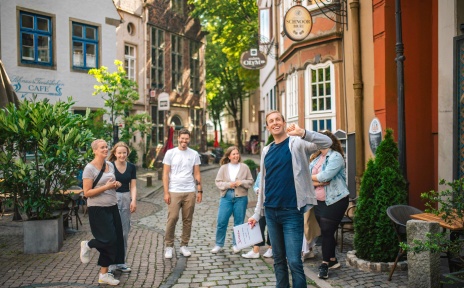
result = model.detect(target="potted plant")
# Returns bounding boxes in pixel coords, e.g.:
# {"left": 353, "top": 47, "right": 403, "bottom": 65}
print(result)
{"left": 0, "top": 97, "right": 93, "bottom": 253}
{"left": 401, "top": 178, "right": 464, "bottom": 286}
{"left": 353, "top": 129, "right": 408, "bottom": 263}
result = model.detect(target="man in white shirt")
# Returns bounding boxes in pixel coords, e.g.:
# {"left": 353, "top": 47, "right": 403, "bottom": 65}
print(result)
{"left": 162, "top": 129, "right": 203, "bottom": 258}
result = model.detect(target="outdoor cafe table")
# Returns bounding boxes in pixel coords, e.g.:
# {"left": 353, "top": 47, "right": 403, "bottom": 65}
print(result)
{"left": 411, "top": 212, "right": 464, "bottom": 271}
{"left": 410, "top": 213, "right": 464, "bottom": 231}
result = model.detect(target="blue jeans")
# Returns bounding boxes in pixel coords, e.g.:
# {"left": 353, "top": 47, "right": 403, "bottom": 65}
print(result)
{"left": 265, "top": 207, "right": 306, "bottom": 288}
{"left": 215, "top": 189, "right": 248, "bottom": 247}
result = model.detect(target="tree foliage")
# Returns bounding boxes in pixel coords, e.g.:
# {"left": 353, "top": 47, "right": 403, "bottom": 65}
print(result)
{"left": 354, "top": 129, "right": 407, "bottom": 262}
{"left": 89, "top": 60, "right": 151, "bottom": 154}
{"left": 189, "top": 0, "right": 259, "bottom": 151}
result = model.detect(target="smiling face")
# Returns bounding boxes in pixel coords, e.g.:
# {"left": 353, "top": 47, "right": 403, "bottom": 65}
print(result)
{"left": 93, "top": 140, "right": 108, "bottom": 159}
{"left": 266, "top": 111, "right": 286, "bottom": 137}
{"left": 228, "top": 149, "right": 241, "bottom": 164}
{"left": 178, "top": 133, "right": 191, "bottom": 150}
{"left": 115, "top": 146, "right": 129, "bottom": 162}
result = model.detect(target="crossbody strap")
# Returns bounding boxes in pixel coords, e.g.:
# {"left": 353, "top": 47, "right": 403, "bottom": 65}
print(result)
{"left": 92, "top": 161, "right": 106, "bottom": 189}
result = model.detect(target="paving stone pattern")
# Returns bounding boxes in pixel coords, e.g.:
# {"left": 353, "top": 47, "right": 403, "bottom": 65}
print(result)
{"left": 0, "top": 154, "right": 411, "bottom": 287}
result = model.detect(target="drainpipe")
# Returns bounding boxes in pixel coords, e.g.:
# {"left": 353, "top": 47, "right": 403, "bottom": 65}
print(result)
{"left": 395, "top": 0, "right": 407, "bottom": 183}
{"left": 274, "top": 0, "right": 280, "bottom": 110}
{"left": 350, "top": 0, "right": 365, "bottom": 190}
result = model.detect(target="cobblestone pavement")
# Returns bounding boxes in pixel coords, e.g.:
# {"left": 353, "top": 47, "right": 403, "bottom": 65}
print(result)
{"left": 0, "top": 153, "right": 411, "bottom": 287}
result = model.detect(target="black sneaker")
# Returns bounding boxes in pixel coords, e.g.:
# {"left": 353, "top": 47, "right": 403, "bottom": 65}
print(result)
{"left": 328, "top": 259, "right": 340, "bottom": 269}
{"left": 318, "top": 263, "right": 329, "bottom": 279}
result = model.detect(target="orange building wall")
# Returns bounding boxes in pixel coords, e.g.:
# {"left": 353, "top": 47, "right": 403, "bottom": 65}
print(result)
{"left": 372, "top": 0, "right": 438, "bottom": 210}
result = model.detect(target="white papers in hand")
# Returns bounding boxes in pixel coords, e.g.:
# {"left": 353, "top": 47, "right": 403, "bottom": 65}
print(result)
{"left": 233, "top": 223, "right": 263, "bottom": 250}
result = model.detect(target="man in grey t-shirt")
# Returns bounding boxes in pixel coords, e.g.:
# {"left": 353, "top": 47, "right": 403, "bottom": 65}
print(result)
{"left": 162, "top": 129, "right": 202, "bottom": 259}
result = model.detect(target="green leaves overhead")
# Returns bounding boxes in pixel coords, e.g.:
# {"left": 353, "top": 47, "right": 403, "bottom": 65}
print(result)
{"left": 189, "top": 0, "right": 259, "bottom": 150}
{"left": 89, "top": 60, "right": 152, "bottom": 146}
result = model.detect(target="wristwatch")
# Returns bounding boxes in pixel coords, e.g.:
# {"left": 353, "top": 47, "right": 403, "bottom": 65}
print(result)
{"left": 197, "top": 190, "right": 203, "bottom": 193}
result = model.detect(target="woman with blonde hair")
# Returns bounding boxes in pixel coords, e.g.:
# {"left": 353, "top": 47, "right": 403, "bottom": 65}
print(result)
{"left": 211, "top": 146, "right": 254, "bottom": 254}
{"left": 80, "top": 139, "right": 124, "bottom": 286}
{"left": 108, "top": 142, "right": 137, "bottom": 274}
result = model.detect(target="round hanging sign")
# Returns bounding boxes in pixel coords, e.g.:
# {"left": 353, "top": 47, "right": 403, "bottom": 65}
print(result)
{"left": 283, "top": 5, "right": 313, "bottom": 42}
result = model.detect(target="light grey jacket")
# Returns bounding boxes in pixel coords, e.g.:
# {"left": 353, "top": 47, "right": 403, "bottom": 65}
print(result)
{"left": 251, "top": 130, "right": 332, "bottom": 221}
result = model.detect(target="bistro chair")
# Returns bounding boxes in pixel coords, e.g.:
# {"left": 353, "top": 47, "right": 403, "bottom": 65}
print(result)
{"left": 67, "top": 186, "right": 83, "bottom": 230}
{"left": 386, "top": 204, "right": 423, "bottom": 281}
{"left": 336, "top": 197, "right": 357, "bottom": 252}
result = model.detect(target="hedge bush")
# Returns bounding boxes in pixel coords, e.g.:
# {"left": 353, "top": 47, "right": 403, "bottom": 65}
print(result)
{"left": 354, "top": 128, "right": 407, "bottom": 262}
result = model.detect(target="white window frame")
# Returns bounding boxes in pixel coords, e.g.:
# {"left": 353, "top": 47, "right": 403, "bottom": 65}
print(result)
{"left": 286, "top": 71, "right": 298, "bottom": 122}
{"left": 304, "top": 61, "right": 336, "bottom": 131}
{"left": 124, "top": 44, "right": 136, "bottom": 81}
{"left": 259, "top": 8, "right": 271, "bottom": 44}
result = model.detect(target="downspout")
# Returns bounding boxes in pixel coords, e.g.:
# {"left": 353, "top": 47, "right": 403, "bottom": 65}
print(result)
{"left": 350, "top": 0, "right": 365, "bottom": 190}
{"left": 395, "top": 0, "right": 407, "bottom": 183}
{"left": 274, "top": 0, "right": 280, "bottom": 111}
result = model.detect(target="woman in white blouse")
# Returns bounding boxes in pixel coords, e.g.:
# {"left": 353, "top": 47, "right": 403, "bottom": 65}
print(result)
{"left": 211, "top": 146, "right": 254, "bottom": 254}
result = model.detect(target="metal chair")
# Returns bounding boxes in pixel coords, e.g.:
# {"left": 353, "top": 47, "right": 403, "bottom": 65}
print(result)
{"left": 386, "top": 204, "right": 423, "bottom": 281}
{"left": 337, "top": 197, "right": 357, "bottom": 252}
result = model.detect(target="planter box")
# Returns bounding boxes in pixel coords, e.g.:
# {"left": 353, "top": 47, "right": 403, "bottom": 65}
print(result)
{"left": 23, "top": 215, "right": 63, "bottom": 254}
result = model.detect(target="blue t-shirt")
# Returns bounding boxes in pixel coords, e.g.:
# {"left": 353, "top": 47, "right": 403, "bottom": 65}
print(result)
{"left": 263, "top": 137, "right": 297, "bottom": 208}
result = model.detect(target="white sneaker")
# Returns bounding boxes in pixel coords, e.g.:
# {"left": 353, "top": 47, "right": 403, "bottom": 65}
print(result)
{"left": 211, "top": 245, "right": 223, "bottom": 253}
{"left": 80, "top": 241, "right": 91, "bottom": 264}
{"left": 302, "top": 250, "right": 315, "bottom": 261}
{"left": 263, "top": 248, "right": 273, "bottom": 258}
{"left": 98, "top": 273, "right": 120, "bottom": 286}
{"left": 164, "top": 247, "right": 173, "bottom": 259}
{"left": 180, "top": 246, "right": 191, "bottom": 257}
{"left": 241, "top": 249, "right": 260, "bottom": 259}
{"left": 232, "top": 245, "right": 241, "bottom": 254}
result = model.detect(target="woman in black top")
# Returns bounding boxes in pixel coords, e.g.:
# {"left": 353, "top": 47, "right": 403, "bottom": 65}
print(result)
{"left": 108, "top": 142, "right": 137, "bottom": 273}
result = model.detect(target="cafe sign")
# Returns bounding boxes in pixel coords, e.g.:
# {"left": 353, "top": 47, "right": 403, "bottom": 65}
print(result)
{"left": 11, "top": 75, "right": 64, "bottom": 98}
{"left": 240, "top": 49, "right": 267, "bottom": 70}
{"left": 283, "top": 5, "right": 313, "bottom": 42}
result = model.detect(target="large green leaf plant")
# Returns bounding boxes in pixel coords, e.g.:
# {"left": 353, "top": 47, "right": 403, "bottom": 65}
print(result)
{"left": 0, "top": 97, "right": 93, "bottom": 220}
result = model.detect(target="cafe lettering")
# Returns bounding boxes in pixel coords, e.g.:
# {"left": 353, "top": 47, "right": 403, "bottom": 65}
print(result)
{"left": 11, "top": 75, "right": 64, "bottom": 97}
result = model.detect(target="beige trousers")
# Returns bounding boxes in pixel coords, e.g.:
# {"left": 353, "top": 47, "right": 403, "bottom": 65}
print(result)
{"left": 165, "top": 192, "right": 196, "bottom": 247}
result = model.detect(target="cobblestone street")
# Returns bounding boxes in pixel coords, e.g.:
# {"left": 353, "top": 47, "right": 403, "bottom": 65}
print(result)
{"left": 0, "top": 154, "right": 409, "bottom": 287}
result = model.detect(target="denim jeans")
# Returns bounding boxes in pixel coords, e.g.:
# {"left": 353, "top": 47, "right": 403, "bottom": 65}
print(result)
{"left": 265, "top": 207, "right": 306, "bottom": 288}
{"left": 215, "top": 189, "right": 248, "bottom": 247}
